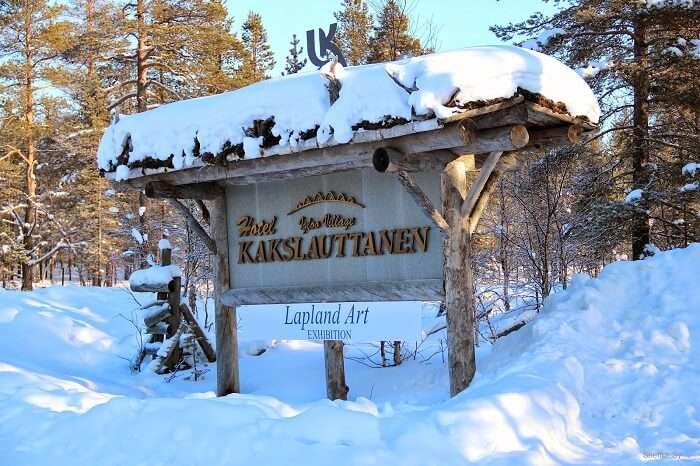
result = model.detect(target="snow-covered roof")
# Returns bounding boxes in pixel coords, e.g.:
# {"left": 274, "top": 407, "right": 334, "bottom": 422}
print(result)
{"left": 98, "top": 45, "right": 600, "bottom": 181}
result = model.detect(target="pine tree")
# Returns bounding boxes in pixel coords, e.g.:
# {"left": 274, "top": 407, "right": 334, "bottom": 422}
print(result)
{"left": 283, "top": 34, "right": 307, "bottom": 75}
{"left": 240, "top": 11, "right": 275, "bottom": 83}
{"left": 0, "top": 0, "right": 76, "bottom": 290}
{"left": 368, "top": 0, "right": 424, "bottom": 63}
{"left": 334, "top": 0, "right": 372, "bottom": 65}
{"left": 492, "top": 1, "right": 700, "bottom": 259}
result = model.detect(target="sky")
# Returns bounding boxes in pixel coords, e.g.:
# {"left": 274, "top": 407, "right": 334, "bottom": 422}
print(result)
{"left": 224, "top": 0, "right": 555, "bottom": 74}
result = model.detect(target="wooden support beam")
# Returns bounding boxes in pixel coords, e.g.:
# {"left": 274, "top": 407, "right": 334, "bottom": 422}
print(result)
{"left": 324, "top": 340, "right": 348, "bottom": 400}
{"left": 114, "top": 122, "right": 533, "bottom": 189}
{"left": 467, "top": 102, "right": 529, "bottom": 130}
{"left": 461, "top": 152, "right": 503, "bottom": 218}
{"left": 468, "top": 153, "right": 521, "bottom": 235}
{"left": 145, "top": 181, "right": 224, "bottom": 200}
{"left": 210, "top": 193, "right": 240, "bottom": 396}
{"left": 222, "top": 279, "right": 444, "bottom": 306}
{"left": 372, "top": 147, "right": 457, "bottom": 173}
{"left": 442, "top": 158, "right": 476, "bottom": 397}
{"left": 451, "top": 125, "right": 528, "bottom": 156}
{"left": 168, "top": 199, "right": 217, "bottom": 254}
{"left": 396, "top": 170, "right": 449, "bottom": 234}
{"left": 180, "top": 303, "right": 216, "bottom": 363}
{"left": 527, "top": 125, "right": 583, "bottom": 151}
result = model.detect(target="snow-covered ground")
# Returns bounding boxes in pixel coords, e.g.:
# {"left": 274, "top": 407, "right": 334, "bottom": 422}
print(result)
{"left": 1, "top": 245, "right": 699, "bottom": 465}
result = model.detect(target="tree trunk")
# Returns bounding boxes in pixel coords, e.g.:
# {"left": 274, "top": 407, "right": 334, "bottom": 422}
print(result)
{"left": 21, "top": 13, "right": 36, "bottom": 291}
{"left": 631, "top": 16, "right": 651, "bottom": 259}
{"left": 136, "top": 0, "right": 148, "bottom": 113}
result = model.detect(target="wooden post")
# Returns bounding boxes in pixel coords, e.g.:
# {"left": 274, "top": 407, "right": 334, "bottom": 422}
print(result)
{"left": 324, "top": 340, "right": 348, "bottom": 400}
{"left": 160, "top": 245, "right": 181, "bottom": 366}
{"left": 441, "top": 156, "right": 477, "bottom": 397}
{"left": 211, "top": 192, "right": 240, "bottom": 396}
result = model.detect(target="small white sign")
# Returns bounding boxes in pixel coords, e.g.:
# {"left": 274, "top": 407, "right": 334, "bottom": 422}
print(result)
{"left": 238, "top": 301, "right": 423, "bottom": 342}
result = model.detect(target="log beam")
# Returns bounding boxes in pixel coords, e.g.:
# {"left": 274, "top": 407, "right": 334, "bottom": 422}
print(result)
{"left": 130, "top": 282, "right": 175, "bottom": 293}
{"left": 180, "top": 304, "right": 216, "bottom": 363}
{"left": 527, "top": 125, "right": 583, "bottom": 151}
{"left": 372, "top": 147, "right": 457, "bottom": 173}
{"left": 114, "top": 122, "right": 531, "bottom": 189}
{"left": 168, "top": 199, "right": 217, "bottom": 254}
{"left": 145, "top": 181, "right": 224, "bottom": 200}
{"left": 451, "top": 125, "right": 528, "bottom": 157}
{"left": 468, "top": 153, "right": 521, "bottom": 235}
{"left": 396, "top": 170, "right": 449, "bottom": 234}
{"left": 442, "top": 158, "right": 476, "bottom": 397}
{"left": 461, "top": 152, "right": 503, "bottom": 218}
{"left": 210, "top": 193, "right": 240, "bottom": 396}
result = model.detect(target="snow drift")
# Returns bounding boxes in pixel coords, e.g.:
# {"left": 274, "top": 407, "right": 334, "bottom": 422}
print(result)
{"left": 1, "top": 245, "right": 699, "bottom": 465}
{"left": 97, "top": 45, "right": 600, "bottom": 177}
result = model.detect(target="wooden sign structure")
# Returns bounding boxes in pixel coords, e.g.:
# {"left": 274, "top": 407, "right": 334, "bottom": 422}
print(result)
{"left": 109, "top": 95, "right": 595, "bottom": 400}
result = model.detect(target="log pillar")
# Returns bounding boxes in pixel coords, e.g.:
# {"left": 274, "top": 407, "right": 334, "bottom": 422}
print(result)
{"left": 324, "top": 340, "right": 348, "bottom": 400}
{"left": 211, "top": 192, "right": 240, "bottom": 396}
{"left": 441, "top": 156, "right": 477, "bottom": 397}
{"left": 160, "top": 246, "right": 181, "bottom": 338}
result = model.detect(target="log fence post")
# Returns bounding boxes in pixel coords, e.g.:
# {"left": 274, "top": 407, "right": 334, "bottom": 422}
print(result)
{"left": 211, "top": 192, "right": 240, "bottom": 396}
{"left": 441, "top": 156, "right": 477, "bottom": 396}
{"left": 324, "top": 340, "right": 348, "bottom": 400}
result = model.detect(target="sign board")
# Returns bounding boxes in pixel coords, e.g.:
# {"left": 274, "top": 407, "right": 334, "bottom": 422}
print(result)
{"left": 238, "top": 301, "right": 423, "bottom": 341}
{"left": 226, "top": 168, "right": 443, "bottom": 290}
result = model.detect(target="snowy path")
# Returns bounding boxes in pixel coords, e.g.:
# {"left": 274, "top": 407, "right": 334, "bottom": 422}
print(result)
{"left": 1, "top": 245, "right": 699, "bottom": 465}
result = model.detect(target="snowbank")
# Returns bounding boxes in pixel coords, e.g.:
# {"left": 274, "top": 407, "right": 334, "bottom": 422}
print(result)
{"left": 2, "top": 245, "right": 699, "bottom": 465}
{"left": 97, "top": 46, "right": 600, "bottom": 177}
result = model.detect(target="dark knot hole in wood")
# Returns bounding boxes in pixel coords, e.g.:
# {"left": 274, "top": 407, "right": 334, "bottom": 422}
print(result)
{"left": 372, "top": 147, "right": 391, "bottom": 172}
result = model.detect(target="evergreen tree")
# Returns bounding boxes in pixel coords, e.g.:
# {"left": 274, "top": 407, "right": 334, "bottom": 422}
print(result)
{"left": 283, "top": 34, "right": 307, "bottom": 75}
{"left": 492, "top": 1, "right": 700, "bottom": 259}
{"left": 368, "top": 0, "right": 424, "bottom": 63}
{"left": 0, "top": 0, "right": 76, "bottom": 290}
{"left": 334, "top": 0, "right": 372, "bottom": 65}
{"left": 240, "top": 11, "right": 275, "bottom": 83}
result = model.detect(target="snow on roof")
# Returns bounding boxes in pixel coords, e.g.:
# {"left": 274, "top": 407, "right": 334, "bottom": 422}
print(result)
{"left": 97, "top": 45, "right": 600, "bottom": 180}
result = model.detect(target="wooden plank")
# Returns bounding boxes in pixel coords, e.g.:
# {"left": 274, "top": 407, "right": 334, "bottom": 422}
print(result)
{"left": 324, "top": 340, "right": 348, "bottom": 400}
{"left": 439, "top": 95, "right": 525, "bottom": 124}
{"left": 222, "top": 279, "right": 444, "bottom": 306}
{"left": 210, "top": 193, "right": 240, "bottom": 396}
{"left": 396, "top": 170, "right": 449, "bottom": 234}
{"left": 461, "top": 151, "right": 503, "bottom": 218}
{"left": 525, "top": 102, "right": 596, "bottom": 130}
{"left": 442, "top": 158, "right": 476, "bottom": 397}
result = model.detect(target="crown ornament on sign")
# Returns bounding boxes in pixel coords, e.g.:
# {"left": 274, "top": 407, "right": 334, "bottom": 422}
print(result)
{"left": 288, "top": 191, "right": 365, "bottom": 215}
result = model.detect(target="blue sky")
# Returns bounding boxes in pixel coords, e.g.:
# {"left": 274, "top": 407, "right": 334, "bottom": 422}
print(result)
{"left": 224, "top": 0, "right": 554, "bottom": 74}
